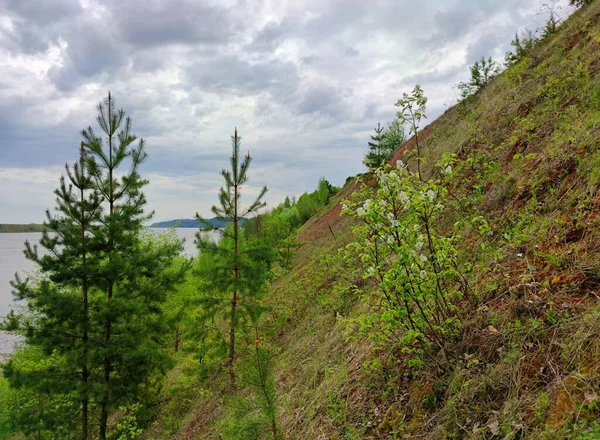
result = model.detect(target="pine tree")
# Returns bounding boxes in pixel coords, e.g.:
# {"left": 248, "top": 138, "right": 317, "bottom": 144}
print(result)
{"left": 221, "top": 331, "right": 282, "bottom": 440}
{"left": 5, "top": 95, "right": 187, "bottom": 439}
{"left": 82, "top": 93, "right": 186, "bottom": 438}
{"left": 8, "top": 141, "right": 103, "bottom": 440}
{"left": 541, "top": 12, "right": 559, "bottom": 39}
{"left": 504, "top": 30, "right": 537, "bottom": 67}
{"left": 363, "top": 123, "right": 386, "bottom": 169}
{"left": 458, "top": 57, "right": 499, "bottom": 98}
{"left": 196, "top": 128, "right": 271, "bottom": 388}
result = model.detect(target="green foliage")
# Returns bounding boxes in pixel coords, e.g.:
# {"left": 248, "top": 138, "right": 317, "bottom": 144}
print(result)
{"left": 363, "top": 121, "right": 406, "bottom": 170}
{"left": 458, "top": 57, "right": 500, "bottom": 98}
{"left": 195, "top": 128, "right": 273, "bottom": 388}
{"left": 544, "top": 60, "right": 590, "bottom": 107}
{"left": 395, "top": 85, "right": 427, "bottom": 179}
{"left": 363, "top": 123, "right": 386, "bottom": 169}
{"left": 342, "top": 162, "right": 471, "bottom": 367}
{"left": 115, "top": 403, "right": 144, "bottom": 440}
{"left": 296, "top": 192, "right": 319, "bottom": 223}
{"left": 1, "top": 347, "right": 80, "bottom": 439}
{"left": 296, "top": 177, "right": 339, "bottom": 222}
{"left": 245, "top": 177, "right": 338, "bottom": 269}
{"left": 505, "top": 30, "right": 538, "bottom": 67}
{"left": 3, "top": 94, "right": 188, "bottom": 440}
{"left": 83, "top": 94, "right": 188, "bottom": 438}
{"left": 220, "top": 338, "right": 282, "bottom": 440}
{"left": 541, "top": 13, "right": 559, "bottom": 40}
{"left": 344, "top": 88, "right": 491, "bottom": 371}
{"left": 383, "top": 120, "right": 406, "bottom": 152}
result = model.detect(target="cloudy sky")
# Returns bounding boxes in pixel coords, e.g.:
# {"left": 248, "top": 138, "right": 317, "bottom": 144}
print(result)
{"left": 0, "top": 0, "right": 572, "bottom": 223}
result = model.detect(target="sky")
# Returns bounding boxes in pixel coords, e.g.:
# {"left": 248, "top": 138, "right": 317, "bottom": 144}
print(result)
{"left": 0, "top": 0, "right": 573, "bottom": 224}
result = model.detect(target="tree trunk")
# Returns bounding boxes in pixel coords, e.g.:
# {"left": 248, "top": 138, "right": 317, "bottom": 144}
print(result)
{"left": 80, "top": 142, "right": 89, "bottom": 440}
{"left": 229, "top": 156, "right": 239, "bottom": 389}
{"left": 99, "top": 93, "right": 114, "bottom": 440}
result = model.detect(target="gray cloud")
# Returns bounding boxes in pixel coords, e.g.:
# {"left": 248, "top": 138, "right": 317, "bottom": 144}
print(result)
{"left": 106, "top": 0, "right": 236, "bottom": 48}
{"left": 246, "top": 21, "right": 290, "bottom": 53}
{"left": 3, "top": 0, "right": 82, "bottom": 26}
{"left": 185, "top": 56, "right": 300, "bottom": 97}
{"left": 48, "top": 19, "right": 127, "bottom": 91}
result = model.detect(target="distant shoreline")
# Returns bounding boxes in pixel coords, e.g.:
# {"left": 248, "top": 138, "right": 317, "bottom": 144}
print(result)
{"left": 0, "top": 220, "right": 243, "bottom": 232}
{"left": 0, "top": 224, "right": 47, "bottom": 233}
{"left": 150, "top": 218, "right": 247, "bottom": 228}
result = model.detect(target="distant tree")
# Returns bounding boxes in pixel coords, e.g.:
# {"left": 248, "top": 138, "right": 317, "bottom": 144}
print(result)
{"left": 296, "top": 192, "right": 318, "bottom": 222}
{"left": 382, "top": 119, "right": 406, "bottom": 154}
{"left": 541, "top": 13, "right": 559, "bottom": 39}
{"left": 504, "top": 30, "right": 538, "bottom": 66}
{"left": 363, "top": 123, "right": 386, "bottom": 169}
{"left": 196, "top": 128, "right": 271, "bottom": 389}
{"left": 316, "top": 177, "right": 336, "bottom": 205}
{"left": 458, "top": 57, "right": 500, "bottom": 98}
{"left": 570, "top": 0, "right": 592, "bottom": 7}
{"left": 364, "top": 120, "right": 406, "bottom": 170}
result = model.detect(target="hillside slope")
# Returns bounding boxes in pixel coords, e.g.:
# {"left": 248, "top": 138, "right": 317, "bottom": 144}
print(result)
{"left": 149, "top": 3, "right": 600, "bottom": 439}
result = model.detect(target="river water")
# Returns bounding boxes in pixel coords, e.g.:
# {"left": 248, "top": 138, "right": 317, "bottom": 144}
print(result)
{"left": 0, "top": 228, "right": 207, "bottom": 358}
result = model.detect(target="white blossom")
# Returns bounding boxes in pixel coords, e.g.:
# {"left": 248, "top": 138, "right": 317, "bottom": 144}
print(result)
{"left": 399, "top": 191, "right": 409, "bottom": 204}
{"left": 443, "top": 165, "right": 453, "bottom": 174}
{"left": 427, "top": 189, "right": 436, "bottom": 202}
{"left": 415, "top": 239, "right": 424, "bottom": 253}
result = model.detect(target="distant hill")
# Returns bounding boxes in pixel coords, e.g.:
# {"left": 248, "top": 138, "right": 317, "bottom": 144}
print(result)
{"left": 150, "top": 218, "right": 247, "bottom": 229}
{"left": 0, "top": 224, "right": 47, "bottom": 233}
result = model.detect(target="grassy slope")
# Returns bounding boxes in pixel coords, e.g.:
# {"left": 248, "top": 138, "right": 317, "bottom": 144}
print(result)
{"left": 148, "top": 3, "right": 600, "bottom": 438}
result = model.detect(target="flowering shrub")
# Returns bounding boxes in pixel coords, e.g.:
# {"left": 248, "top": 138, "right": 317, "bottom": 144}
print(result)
{"left": 342, "top": 161, "right": 471, "bottom": 368}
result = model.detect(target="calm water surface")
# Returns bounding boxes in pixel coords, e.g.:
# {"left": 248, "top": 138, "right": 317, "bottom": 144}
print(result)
{"left": 0, "top": 228, "right": 207, "bottom": 357}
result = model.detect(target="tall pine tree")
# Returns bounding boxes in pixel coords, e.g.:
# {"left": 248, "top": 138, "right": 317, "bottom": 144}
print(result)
{"left": 82, "top": 93, "right": 186, "bottom": 438}
{"left": 9, "top": 141, "right": 103, "bottom": 440}
{"left": 5, "top": 94, "right": 188, "bottom": 439}
{"left": 196, "top": 128, "right": 272, "bottom": 388}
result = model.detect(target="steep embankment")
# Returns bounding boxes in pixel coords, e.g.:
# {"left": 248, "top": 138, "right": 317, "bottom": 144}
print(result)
{"left": 154, "top": 3, "right": 600, "bottom": 438}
